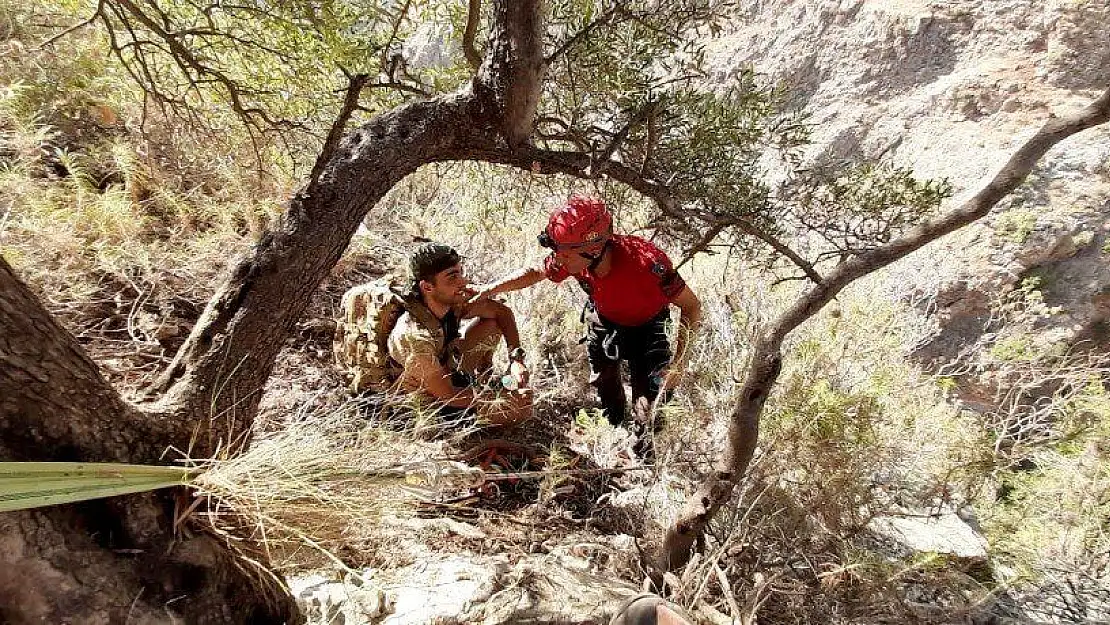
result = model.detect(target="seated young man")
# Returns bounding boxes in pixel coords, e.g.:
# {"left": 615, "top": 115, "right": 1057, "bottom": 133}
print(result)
{"left": 388, "top": 243, "right": 532, "bottom": 426}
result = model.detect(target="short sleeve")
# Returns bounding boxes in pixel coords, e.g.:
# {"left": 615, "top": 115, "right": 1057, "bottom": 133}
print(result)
{"left": 542, "top": 254, "right": 571, "bottom": 283}
{"left": 658, "top": 263, "right": 686, "bottom": 299}
{"left": 639, "top": 240, "right": 686, "bottom": 300}
{"left": 387, "top": 314, "right": 439, "bottom": 366}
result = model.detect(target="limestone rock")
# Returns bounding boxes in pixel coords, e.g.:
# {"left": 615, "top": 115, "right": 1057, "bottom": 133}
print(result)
{"left": 868, "top": 508, "right": 989, "bottom": 562}
{"left": 706, "top": 0, "right": 1110, "bottom": 411}
{"left": 291, "top": 553, "right": 639, "bottom": 624}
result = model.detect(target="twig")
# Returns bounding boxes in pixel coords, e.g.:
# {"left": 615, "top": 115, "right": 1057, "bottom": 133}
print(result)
{"left": 0, "top": 199, "right": 13, "bottom": 239}
{"left": 732, "top": 218, "right": 823, "bottom": 284}
{"left": 676, "top": 223, "right": 725, "bottom": 270}
{"left": 544, "top": 3, "right": 621, "bottom": 64}
{"left": 590, "top": 98, "right": 660, "bottom": 177}
{"left": 378, "top": 0, "right": 414, "bottom": 82}
{"left": 124, "top": 587, "right": 144, "bottom": 625}
{"left": 309, "top": 73, "right": 368, "bottom": 187}
{"left": 481, "top": 466, "right": 647, "bottom": 482}
{"left": 713, "top": 562, "right": 742, "bottom": 621}
{"left": 39, "top": 0, "right": 104, "bottom": 49}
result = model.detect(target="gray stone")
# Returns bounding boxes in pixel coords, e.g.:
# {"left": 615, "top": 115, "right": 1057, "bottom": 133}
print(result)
{"left": 868, "top": 509, "right": 989, "bottom": 561}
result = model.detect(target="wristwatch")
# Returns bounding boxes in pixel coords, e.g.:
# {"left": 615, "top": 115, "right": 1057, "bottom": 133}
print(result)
{"left": 508, "top": 347, "right": 527, "bottom": 363}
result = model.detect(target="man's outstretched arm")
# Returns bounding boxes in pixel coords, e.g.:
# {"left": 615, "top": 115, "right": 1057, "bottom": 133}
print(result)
{"left": 473, "top": 267, "right": 547, "bottom": 301}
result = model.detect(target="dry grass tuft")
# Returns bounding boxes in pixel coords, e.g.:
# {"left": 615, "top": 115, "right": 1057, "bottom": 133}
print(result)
{"left": 192, "top": 396, "right": 485, "bottom": 572}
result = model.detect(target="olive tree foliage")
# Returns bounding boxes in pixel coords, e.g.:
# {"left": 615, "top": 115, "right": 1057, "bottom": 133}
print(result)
{"left": 60, "top": 0, "right": 948, "bottom": 276}
{"left": 57, "top": 0, "right": 468, "bottom": 163}
{"left": 520, "top": 1, "right": 955, "bottom": 278}
{"left": 35, "top": 0, "right": 1110, "bottom": 580}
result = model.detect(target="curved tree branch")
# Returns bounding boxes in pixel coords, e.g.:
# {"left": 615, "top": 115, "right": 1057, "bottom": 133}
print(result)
{"left": 732, "top": 218, "right": 823, "bottom": 284}
{"left": 149, "top": 0, "right": 546, "bottom": 456}
{"left": 474, "top": 143, "right": 677, "bottom": 209}
{"left": 481, "top": 144, "right": 822, "bottom": 282}
{"left": 657, "top": 85, "right": 1110, "bottom": 575}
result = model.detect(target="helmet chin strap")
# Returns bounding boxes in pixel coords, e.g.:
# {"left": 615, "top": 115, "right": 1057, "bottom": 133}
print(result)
{"left": 580, "top": 239, "right": 611, "bottom": 272}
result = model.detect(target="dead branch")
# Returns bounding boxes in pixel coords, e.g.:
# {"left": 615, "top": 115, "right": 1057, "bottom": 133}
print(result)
{"left": 39, "top": 0, "right": 104, "bottom": 48}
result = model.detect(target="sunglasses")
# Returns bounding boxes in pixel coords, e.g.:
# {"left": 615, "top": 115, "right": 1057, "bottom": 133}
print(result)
{"left": 537, "top": 231, "right": 607, "bottom": 251}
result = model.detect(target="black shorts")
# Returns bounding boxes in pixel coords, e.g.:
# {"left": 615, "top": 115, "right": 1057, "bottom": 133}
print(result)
{"left": 585, "top": 304, "right": 671, "bottom": 394}
{"left": 436, "top": 370, "right": 479, "bottom": 426}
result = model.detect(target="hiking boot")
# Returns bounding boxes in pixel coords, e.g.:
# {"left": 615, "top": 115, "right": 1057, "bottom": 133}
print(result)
{"left": 628, "top": 421, "right": 655, "bottom": 465}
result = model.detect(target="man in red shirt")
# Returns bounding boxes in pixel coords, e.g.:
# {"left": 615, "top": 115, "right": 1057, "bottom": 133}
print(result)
{"left": 474, "top": 196, "right": 701, "bottom": 452}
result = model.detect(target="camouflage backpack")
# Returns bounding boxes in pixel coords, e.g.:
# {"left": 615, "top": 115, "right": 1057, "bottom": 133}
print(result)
{"left": 333, "top": 277, "right": 444, "bottom": 393}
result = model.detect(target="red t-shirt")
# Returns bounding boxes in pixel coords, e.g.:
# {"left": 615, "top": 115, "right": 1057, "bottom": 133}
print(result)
{"left": 544, "top": 235, "right": 686, "bottom": 326}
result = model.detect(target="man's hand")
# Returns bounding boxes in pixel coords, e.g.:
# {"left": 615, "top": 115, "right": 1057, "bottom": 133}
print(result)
{"left": 466, "top": 284, "right": 496, "bottom": 304}
{"left": 508, "top": 356, "right": 530, "bottom": 388}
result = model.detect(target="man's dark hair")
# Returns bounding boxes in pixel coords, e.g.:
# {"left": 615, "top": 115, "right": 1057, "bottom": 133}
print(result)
{"left": 409, "top": 242, "right": 460, "bottom": 287}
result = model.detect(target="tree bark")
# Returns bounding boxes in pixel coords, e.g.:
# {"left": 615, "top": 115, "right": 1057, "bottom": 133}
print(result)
{"left": 1, "top": 255, "right": 296, "bottom": 623}
{"left": 658, "top": 86, "right": 1110, "bottom": 574}
{"left": 0, "top": 256, "right": 176, "bottom": 464}
{"left": 474, "top": 0, "right": 545, "bottom": 148}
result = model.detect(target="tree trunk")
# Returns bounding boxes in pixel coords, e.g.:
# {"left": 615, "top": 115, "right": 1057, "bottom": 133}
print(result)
{"left": 658, "top": 86, "right": 1110, "bottom": 575}
{"left": 150, "top": 96, "right": 486, "bottom": 456}
{"left": 474, "top": 0, "right": 546, "bottom": 148}
{"left": 0, "top": 255, "right": 296, "bottom": 623}
{"left": 0, "top": 256, "right": 176, "bottom": 464}
{"left": 146, "top": 0, "right": 546, "bottom": 458}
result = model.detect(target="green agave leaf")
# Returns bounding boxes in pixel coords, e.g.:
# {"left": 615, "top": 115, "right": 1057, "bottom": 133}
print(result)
{"left": 0, "top": 462, "right": 196, "bottom": 513}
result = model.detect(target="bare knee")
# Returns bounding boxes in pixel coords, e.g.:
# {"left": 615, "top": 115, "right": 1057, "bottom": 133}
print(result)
{"left": 457, "top": 319, "right": 502, "bottom": 373}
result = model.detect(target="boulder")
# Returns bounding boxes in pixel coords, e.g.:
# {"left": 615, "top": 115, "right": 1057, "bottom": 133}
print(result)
{"left": 867, "top": 507, "right": 989, "bottom": 563}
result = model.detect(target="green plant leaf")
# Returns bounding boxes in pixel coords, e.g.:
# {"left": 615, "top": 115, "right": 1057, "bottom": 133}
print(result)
{"left": 0, "top": 462, "right": 195, "bottom": 513}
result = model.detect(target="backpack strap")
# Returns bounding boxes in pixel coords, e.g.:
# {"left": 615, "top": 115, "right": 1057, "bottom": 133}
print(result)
{"left": 401, "top": 293, "right": 447, "bottom": 361}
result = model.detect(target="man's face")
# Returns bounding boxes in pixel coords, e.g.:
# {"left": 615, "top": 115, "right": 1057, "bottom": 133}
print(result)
{"left": 422, "top": 263, "right": 470, "bottom": 306}
{"left": 552, "top": 240, "right": 606, "bottom": 274}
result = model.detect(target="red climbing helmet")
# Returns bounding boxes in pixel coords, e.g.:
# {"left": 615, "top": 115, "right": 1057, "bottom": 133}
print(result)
{"left": 539, "top": 195, "right": 613, "bottom": 249}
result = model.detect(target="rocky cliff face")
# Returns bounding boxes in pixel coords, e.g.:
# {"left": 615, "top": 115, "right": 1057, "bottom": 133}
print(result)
{"left": 708, "top": 0, "right": 1110, "bottom": 381}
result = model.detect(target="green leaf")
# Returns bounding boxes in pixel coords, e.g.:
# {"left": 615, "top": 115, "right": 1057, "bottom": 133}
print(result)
{"left": 0, "top": 462, "right": 195, "bottom": 513}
